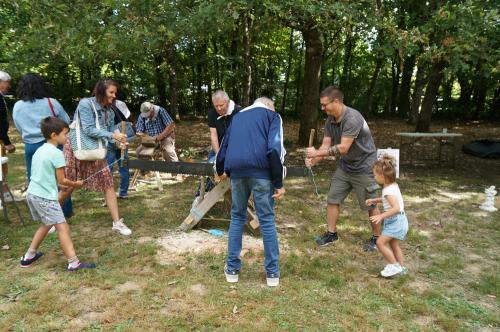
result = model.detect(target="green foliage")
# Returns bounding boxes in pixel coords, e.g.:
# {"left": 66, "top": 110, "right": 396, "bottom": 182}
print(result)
{"left": 0, "top": 0, "right": 497, "bottom": 120}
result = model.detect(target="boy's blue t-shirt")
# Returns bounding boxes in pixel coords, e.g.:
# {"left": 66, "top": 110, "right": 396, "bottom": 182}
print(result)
{"left": 27, "top": 143, "right": 66, "bottom": 200}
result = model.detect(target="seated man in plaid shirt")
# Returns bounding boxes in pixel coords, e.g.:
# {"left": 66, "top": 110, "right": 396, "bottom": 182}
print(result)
{"left": 136, "top": 102, "right": 179, "bottom": 162}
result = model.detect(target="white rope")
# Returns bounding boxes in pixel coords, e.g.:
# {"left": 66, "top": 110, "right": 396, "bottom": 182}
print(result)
{"left": 81, "top": 156, "right": 125, "bottom": 183}
{"left": 308, "top": 167, "right": 320, "bottom": 197}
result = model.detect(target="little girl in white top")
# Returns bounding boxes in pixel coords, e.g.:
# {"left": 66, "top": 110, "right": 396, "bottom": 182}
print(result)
{"left": 366, "top": 155, "right": 408, "bottom": 277}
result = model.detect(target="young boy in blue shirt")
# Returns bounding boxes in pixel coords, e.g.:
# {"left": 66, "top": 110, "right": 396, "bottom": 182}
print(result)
{"left": 20, "top": 117, "right": 95, "bottom": 271}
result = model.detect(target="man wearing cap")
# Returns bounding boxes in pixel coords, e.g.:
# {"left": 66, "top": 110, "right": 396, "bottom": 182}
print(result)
{"left": 208, "top": 90, "right": 242, "bottom": 162}
{"left": 0, "top": 71, "right": 15, "bottom": 153}
{"left": 136, "top": 102, "right": 178, "bottom": 162}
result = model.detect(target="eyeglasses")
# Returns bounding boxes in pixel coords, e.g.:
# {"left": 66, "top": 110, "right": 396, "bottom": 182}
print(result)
{"left": 320, "top": 99, "right": 336, "bottom": 109}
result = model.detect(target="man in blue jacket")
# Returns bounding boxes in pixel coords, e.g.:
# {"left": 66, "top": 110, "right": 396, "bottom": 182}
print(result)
{"left": 216, "top": 97, "right": 286, "bottom": 287}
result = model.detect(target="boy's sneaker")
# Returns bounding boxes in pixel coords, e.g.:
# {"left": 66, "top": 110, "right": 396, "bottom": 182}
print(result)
{"left": 112, "top": 219, "right": 132, "bottom": 236}
{"left": 67, "top": 262, "right": 96, "bottom": 271}
{"left": 224, "top": 265, "right": 239, "bottom": 283}
{"left": 315, "top": 231, "right": 338, "bottom": 246}
{"left": 266, "top": 273, "right": 280, "bottom": 287}
{"left": 381, "top": 263, "right": 403, "bottom": 277}
{"left": 20, "top": 252, "right": 44, "bottom": 267}
{"left": 362, "top": 235, "right": 379, "bottom": 252}
{"left": 400, "top": 266, "right": 409, "bottom": 275}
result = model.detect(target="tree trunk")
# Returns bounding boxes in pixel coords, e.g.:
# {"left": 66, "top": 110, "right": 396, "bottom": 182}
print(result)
{"left": 415, "top": 59, "right": 447, "bottom": 132}
{"left": 366, "top": 58, "right": 383, "bottom": 117}
{"left": 294, "top": 40, "right": 305, "bottom": 116}
{"left": 340, "top": 25, "right": 354, "bottom": 96}
{"left": 212, "top": 37, "right": 220, "bottom": 88}
{"left": 441, "top": 77, "right": 454, "bottom": 116}
{"left": 154, "top": 54, "right": 167, "bottom": 107}
{"left": 472, "top": 79, "right": 487, "bottom": 120}
{"left": 298, "top": 23, "right": 323, "bottom": 146}
{"left": 458, "top": 73, "right": 472, "bottom": 118}
{"left": 397, "top": 54, "right": 416, "bottom": 118}
{"left": 366, "top": 0, "right": 384, "bottom": 118}
{"left": 389, "top": 53, "right": 400, "bottom": 116}
{"left": 230, "top": 33, "right": 240, "bottom": 103}
{"left": 281, "top": 29, "right": 294, "bottom": 114}
{"left": 491, "top": 85, "right": 500, "bottom": 119}
{"left": 241, "top": 12, "right": 252, "bottom": 107}
{"left": 165, "top": 42, "right": 179, "bottom": 120}
{"left": 408, "top": 62, "right": 426, "bottom": 124}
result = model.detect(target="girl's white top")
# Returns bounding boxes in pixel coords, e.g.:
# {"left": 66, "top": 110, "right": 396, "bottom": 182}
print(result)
{"left": 382, "top": 183, "right": 404, "bottom": 213}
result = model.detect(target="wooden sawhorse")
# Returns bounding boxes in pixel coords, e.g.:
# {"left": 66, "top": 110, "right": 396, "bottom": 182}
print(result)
{"left": 178, "top": 177, "right": 260, "bottom": 234}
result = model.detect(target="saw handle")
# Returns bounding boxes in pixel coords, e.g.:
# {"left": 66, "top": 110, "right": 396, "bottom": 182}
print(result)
{"left": 308, "top": 129, "right": 315, "bottom": 148}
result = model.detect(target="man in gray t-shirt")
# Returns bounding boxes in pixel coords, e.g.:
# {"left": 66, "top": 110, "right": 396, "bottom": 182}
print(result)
{"left": 324, "top": 106, "right": 377, "bottom": 173}
{"left": 305, "top": 86, "right": 381, "bottom": 251}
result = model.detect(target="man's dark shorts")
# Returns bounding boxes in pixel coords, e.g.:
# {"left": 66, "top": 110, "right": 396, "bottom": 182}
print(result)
{"left": 327, "top": 167, "right": 379, "bottom": 210}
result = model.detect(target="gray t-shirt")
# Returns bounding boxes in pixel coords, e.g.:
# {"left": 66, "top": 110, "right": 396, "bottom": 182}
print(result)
{"left": 324, "top": 106, "right": 377, "bottom": 173}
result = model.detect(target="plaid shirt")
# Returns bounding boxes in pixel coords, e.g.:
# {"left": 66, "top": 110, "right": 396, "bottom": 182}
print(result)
{"left": 136, "top": 107, "right": 173, "bottom": 137}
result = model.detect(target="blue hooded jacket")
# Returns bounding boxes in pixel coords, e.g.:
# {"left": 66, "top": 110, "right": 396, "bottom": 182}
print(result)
{"left": 216, "top": 102, "right": 286, "bottom": 189}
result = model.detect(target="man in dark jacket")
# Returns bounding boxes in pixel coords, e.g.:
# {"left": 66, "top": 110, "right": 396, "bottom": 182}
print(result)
{"left": 208, "top": 90, "right": 242, "bottom": 162}
{"left": 216, "top": 97, "right": 286, "bottom": 287}
{"left": 0, "top": 71, "right": 15, "bottom": 153}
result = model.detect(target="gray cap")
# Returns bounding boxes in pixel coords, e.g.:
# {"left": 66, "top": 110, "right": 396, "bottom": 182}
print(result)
{"left": 140, "top": 101, "right": 160, "bottom": 117}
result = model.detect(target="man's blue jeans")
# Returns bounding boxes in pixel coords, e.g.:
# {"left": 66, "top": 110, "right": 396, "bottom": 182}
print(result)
{"left": 25, "top": 141, "right": 73, "bottom": 217}
{"left": 106, "top": 147, "right": 130, "bottom": 198}
{"left": 227, "top": 178, "right": 279, "bottom": 276}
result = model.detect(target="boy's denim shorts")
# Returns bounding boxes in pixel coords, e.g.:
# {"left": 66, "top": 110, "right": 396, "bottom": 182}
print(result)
{"left": 382, "top": 212, "right": 409, "bottom": 240}
{"left": 27, "top": 193, "right": 66, "bottom": 225}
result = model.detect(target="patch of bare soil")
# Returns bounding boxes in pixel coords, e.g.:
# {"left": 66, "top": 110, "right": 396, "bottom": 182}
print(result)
{"left": 69, "top": 311, "right": 108, "bottom": 330}
{"left": 115, "top": 281, "right": 145, "bottom": 293}
{"left": 414, "top": 315, "right": 437, "bottom": 328}
{"left": 0, "top": 303, "right": 14, "bottom": 313}
{"left": 137, "top": 236, "right": 154, "bottom": 244}
{"left": 189, "top": 283, "right": 208, "bottom": 296}
{"left": 156, "top": 230, "right": 283, "bottom": 264}
{"left": 408, "top": 279, "right": 432, "bottom": 294}
{"left": 160, "top": 298, "right": 193, "bottom": 318}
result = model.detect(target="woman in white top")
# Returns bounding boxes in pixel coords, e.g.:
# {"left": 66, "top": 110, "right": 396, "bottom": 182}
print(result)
{"left": 366, "top": 155, "right": 409, "bottom": 277}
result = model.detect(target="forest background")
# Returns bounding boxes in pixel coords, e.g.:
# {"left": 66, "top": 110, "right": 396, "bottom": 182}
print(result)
{"left": 0, "top": 0, "right": 498, "bottom": 145}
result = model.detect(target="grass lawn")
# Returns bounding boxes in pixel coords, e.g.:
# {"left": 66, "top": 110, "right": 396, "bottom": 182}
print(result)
{"left": 0, "top": 120, "right": 499, "bottom": 331}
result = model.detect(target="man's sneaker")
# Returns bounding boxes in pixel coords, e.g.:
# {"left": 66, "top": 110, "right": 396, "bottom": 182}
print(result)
{"left": 266, "top": 273, "right": 280, "bottom": 287}
{"left": 20, "top": 252, "right": 44, "bottom": 267}
{"left": 224, "top": 265, "right": 239, "bottom": 283}
{"left": 315, "top": 231, "right": 338, "bottom": 246}
{"left": 362, "top": 235, "right": 379, "bottom": 252}
{"left": 381, "top": 263, "right": 403, "bottom": 277}
{"left": 67, "top": 262, "right": 96, "bottom": 271}
{"left": 112, "top": 219, "right": 132, "bottom": 236}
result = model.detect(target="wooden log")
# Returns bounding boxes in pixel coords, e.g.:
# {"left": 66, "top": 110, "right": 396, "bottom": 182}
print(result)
{"left": 128, "top": 159, "right": 309, "bottom": 177}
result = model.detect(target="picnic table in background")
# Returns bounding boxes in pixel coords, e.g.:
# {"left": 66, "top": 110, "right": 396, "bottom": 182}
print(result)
{"left": 396, "top": 131, "right": 463, "bottom": 167}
